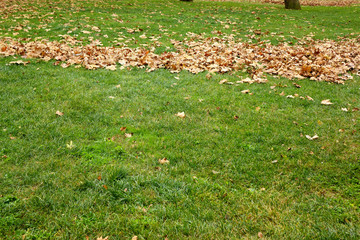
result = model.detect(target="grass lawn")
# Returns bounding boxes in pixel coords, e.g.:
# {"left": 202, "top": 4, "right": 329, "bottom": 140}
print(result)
{"left": 1, "top": 0, "right": 360, "bottom": 239}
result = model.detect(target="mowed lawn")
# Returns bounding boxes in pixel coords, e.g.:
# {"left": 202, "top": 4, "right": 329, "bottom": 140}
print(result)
{"left": 0, "top": 0, "right": 360, "bottom": 239}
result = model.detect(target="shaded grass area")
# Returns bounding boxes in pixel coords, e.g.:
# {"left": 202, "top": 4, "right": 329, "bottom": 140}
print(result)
{"left": 1, "top": 58, "right": 359, "bottom": 239}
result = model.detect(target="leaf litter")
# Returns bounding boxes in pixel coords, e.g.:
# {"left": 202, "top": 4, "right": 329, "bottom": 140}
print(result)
{"left": 1, "top": 34, "right": 359, "bottom": 84}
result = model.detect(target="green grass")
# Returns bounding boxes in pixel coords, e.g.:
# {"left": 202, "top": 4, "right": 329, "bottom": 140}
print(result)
{"left": 1, "top": 0, "right": 360, "bottom": 239}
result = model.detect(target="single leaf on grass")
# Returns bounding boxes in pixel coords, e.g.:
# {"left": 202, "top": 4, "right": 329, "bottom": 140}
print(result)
{"left": 175, "top": 112, "right": 186, "bottom": 118}
{"left": 97, "top": 236, "right": 109, "bottom": 240}
{"left": 241, "top": 89, "right": 250, "bottom": 94}
{"left": 120, "top": 127, "right": 127, "bottom": 131}
{"left": 293, "top": 83, "right": 301, "bottom": 88}
{"left": 56, "top": 110, "right": 64, "bottom": 116}
{"left": 159, "top": 158, "right": 170, "bottom": 164}
{"left": 306, "top": 96, "right": 314, "bottom": 101}
{"left": 306, "top": 134, "right": 319, "bottom": 140}
{"left": 341, "top": 108, "right": 348, "bottom": 112}
{"left": 8, "top": 60, "right": 30, "bottom": 65}
{"left": 321, "top": 99, "right": 333, "bottom": 105}
{"left": 66, "top": 141, "right": 75, "bottom": 149}
{"left": 219, "top": 79, "right": 228, "bottom": 84}
{"left": 125, "top": 133, "right": 133, "bottom": 138}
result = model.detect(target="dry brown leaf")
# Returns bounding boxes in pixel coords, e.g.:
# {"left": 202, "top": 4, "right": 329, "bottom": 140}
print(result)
{"left": 159, "top": 158, "right": 169, "bottom": 164}
{"left": 125, "top": 133, "right": 133, "bottom": 138}
{"left": 175, "top": 112, "right": 186, "bottom": 118}
{"left": 241, "top": 89, "right": 250, "bottom": 94}
{"left": 131, "top": 236, "right": 138, "bottom": 240}
{"left": 219, "top": 79, "right": 228, "bottom": 84}
{"left": 321, "top": 99, "right": 333, "bottom": 105}
{"left": 306, "top": 134, "right": 319, "bottom": 140}
{"left": 55, "top": 110, "right": 64, "bottom": 116}
{"left": 105, "top": 65, "right": 116, "bottom": 71}
{"left": 293, "top": 83, "right": 301, "bottom": 88}
{"left": 97, "top": 236, "right": 109, "bottom": 240}
{"left": 60, "top": 63, "right": 68, "bottom": 68}
{"left": 8, "top": 60, "right": 29, "bottom": 65}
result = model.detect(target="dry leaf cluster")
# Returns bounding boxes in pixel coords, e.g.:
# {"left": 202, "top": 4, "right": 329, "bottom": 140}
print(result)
{"left": 1, "top": 34, "right": 359, "bottom": 83}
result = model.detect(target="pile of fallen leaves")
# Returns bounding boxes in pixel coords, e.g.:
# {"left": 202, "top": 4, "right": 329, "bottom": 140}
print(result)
{"left": 207, "top": 0, "right": 360, "bottom": 7}
{"left": 1, "top": 35, "right": 359, "bottom": 83}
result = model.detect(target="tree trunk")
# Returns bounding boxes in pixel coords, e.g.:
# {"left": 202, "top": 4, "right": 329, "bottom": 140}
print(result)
{"left": 285, "top": 0, "right": 301, "bottom": 10}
